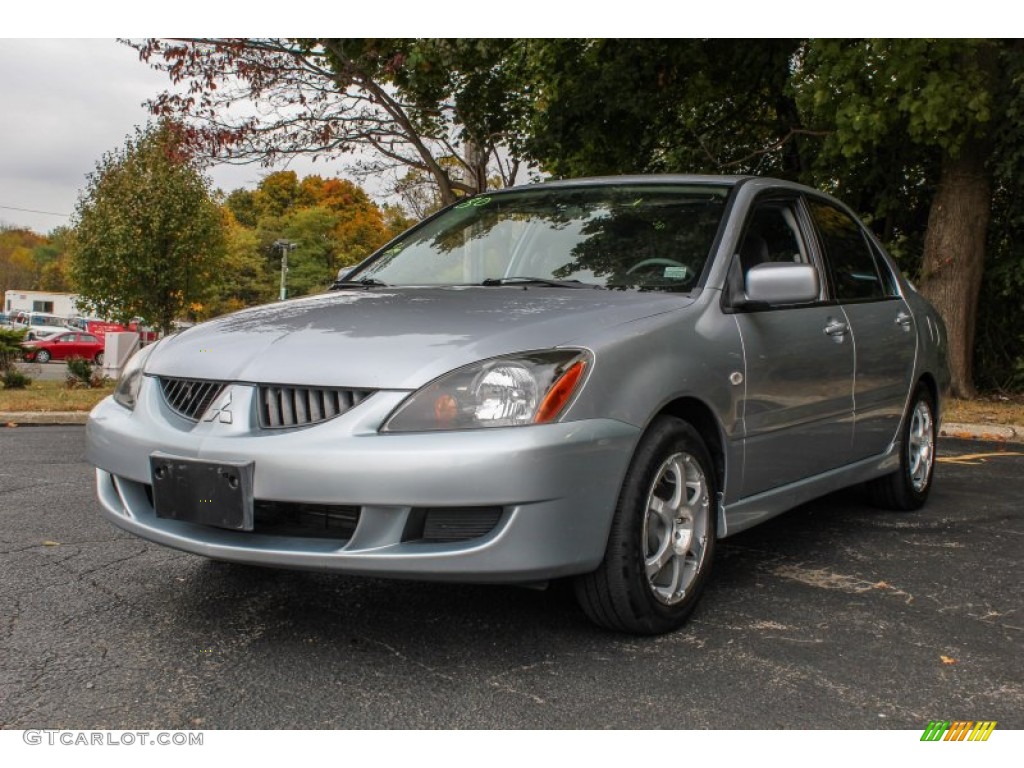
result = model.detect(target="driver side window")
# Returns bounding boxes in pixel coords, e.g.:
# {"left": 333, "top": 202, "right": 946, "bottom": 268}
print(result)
{"left": 738, "top": 202, "right": 809, "bottom": 276}
{"left": 728, "top": 199, "right": 814, "bottom": 306}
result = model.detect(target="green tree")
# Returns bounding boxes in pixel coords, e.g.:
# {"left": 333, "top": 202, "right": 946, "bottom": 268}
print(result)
{"left": 798, "top": 39, "right": 1021, "bottom": 397}
{"left": 205, "top": 214, "right": 275, "bottom": 317}
{"left": 70, "top": 122, "right": 226, "bottom": 332}
{"left": 0, "top": 226, "right": 46, "bottom": 295}
{"left": 521, "top": 39, "right": 807, "bottom": 179}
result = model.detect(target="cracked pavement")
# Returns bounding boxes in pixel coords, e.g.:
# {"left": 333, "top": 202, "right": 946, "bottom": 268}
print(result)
{"left": 0, "top": 426, "right": 1021, "bottom": 729}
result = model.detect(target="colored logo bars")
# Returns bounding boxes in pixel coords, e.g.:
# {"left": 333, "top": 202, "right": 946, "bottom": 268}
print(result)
{"left": 920, "top": 721, "right": 997, "bottom": 741}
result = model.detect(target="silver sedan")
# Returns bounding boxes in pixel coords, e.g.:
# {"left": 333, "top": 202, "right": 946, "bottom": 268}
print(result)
{"left": 86, "top": 176, "right": 948, "bottom": 634}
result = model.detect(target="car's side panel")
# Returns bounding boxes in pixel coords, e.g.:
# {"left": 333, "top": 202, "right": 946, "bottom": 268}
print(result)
{"left": 559, "top": 288, "right": 746, "bottom": 509}
{"left": 733, "top": 304, "right": 855, "bottom": 494}
{"left": 845, "top": 298, "right": 918, "bottom": 459}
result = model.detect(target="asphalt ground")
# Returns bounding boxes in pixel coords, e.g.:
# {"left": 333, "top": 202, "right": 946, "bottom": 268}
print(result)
{"left": 0, "top": 426, "right": 1021, "bottom": 730}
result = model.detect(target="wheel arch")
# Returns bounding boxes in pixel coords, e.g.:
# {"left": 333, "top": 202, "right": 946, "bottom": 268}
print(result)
{"left": 654, "top": 396, "right": 729, "bottom": 536}
{"left": 917, "top": 371, "right": 940, "bottom": 424}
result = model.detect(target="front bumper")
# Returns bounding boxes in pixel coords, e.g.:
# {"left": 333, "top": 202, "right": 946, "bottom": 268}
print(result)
{"left": 86, "top": 377, "right": 640, "bottom": 582}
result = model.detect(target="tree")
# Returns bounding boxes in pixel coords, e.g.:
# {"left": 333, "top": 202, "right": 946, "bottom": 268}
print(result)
{"left": 217, "top": 171, "right": 397, "bottom": 302}
{"left": 0, "top": 227, "right": 41, "bottom": 296}
{"left": 798, "top": 39, "right": 1020, "bottom": 398}
{"left": 129, "top": 38, "right": 531, "bottom": 205}
{"left": 521, "top": 39, "right": 808, "bottom": 179}
{"left": 70, "top": 122, "right": 226, "bottom": 332}
{"left": 205, "top": 215, "right": 275, "bottom": 317}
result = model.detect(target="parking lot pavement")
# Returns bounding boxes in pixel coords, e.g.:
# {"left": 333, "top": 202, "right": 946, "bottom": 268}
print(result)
{"left": 1, "top": 426, "right": 1021, "bottom": 730}
{"left": 13, "top": 361, "right": 66, "bottom": 382}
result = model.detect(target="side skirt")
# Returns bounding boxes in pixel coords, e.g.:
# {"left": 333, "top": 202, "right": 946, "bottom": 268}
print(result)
{"left": 719, "top": 441, "right": 901, "bottom": 537}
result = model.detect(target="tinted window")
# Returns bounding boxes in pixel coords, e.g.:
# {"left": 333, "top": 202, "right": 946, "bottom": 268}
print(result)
{"left": 808, "top": 199, "right": 885, "bottom": 302}
{"left": 81, "top": 334, "right": 99, "bottom": 343}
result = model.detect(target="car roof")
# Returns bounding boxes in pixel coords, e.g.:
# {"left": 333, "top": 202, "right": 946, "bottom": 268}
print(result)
{"left": 492, "top": 174, "right": 826, "bottom": 198}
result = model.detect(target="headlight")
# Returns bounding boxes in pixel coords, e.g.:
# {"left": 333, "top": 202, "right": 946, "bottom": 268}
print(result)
{"left": 112, "top": 342, "right": 159, "bottom": 411}
{"left": 383, "top": 349, "right": 591, "bottom": 432}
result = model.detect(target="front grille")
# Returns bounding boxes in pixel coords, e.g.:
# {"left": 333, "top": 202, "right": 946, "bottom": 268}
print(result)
{"left": 258, "top": 385, "right": 373, "bottom": 429}
{"left": 403, "top": 506, "right": 504, "bottom": 543}
{"left": 253, "top": 500, "right": 360, "bottom": 540}
{"left": 159, "top": 377, "right": 226, "bottom": 421}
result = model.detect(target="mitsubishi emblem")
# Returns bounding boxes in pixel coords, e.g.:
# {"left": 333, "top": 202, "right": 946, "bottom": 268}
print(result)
{"left": 203, "top": 390, "right": 233, "bottom": 424}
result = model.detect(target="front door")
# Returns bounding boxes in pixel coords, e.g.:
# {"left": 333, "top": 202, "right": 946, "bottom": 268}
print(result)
{"left": 731, "top": 197, "right": 855, "bottom": 496}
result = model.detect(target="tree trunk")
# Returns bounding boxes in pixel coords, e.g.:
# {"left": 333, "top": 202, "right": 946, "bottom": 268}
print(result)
{"left": 463, "top": 139, "right": 489, "bottom": 195}
{"left": 919, "top": 141, "right": 992, "bottom": 399}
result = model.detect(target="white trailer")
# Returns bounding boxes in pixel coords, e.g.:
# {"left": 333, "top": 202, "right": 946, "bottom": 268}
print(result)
{"left": 4, "top": 290, "right": 80, "bottom": 318}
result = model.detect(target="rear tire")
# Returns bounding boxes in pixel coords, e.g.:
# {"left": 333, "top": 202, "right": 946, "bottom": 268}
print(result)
{"left": 95, "top": 352, "right": 104, "bottom": 365}
{"left": 575, "top": 416, "right": 717, "bottom": 634}
{"left": 866, "top": 384, "right": 936, "bottom": 510}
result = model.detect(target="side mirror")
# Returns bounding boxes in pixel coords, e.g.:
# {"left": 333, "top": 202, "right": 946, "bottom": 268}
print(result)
{"left": 743, "top": 262, "right": 820, "bottom": 306}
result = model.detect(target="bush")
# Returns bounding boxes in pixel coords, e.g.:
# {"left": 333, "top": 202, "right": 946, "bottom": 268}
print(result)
{"left": 2, "top": 369, "right": 31, "bottom": 389}
{"left": 65, "top": 356, "right": 107, "bottom": 389}
{"left": 0, "top": 326, "right": 27, "bottom": 373}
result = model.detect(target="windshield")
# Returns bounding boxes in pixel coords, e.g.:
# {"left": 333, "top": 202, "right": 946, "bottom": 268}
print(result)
{"left": 350, "top": 185, "right": 730, "bottom": 291}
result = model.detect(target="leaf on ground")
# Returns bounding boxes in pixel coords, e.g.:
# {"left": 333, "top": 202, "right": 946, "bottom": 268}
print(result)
{"left": 42, "top": 540, "right": 61, "bottom": 547}
{"left": 940, "top": 655, "right": 957, "bottom": 665}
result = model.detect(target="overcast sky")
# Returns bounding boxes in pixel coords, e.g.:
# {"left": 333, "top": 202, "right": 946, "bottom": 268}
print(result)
{"left": 0, "top": 39, "right": 348, "bottom": 235}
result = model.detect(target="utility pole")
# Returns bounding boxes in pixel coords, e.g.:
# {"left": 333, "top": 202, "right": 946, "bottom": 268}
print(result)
{"left": 274, "top": 240, "right": 297, "bottom": 301}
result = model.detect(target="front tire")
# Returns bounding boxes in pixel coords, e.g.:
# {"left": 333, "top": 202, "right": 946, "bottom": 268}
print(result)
{"left": 35, "top": 349, "right": 51, "bottom": 363}
{"left": 575, "top": 416, "right": 717, "bottom": 634}
{"left": 866, "top": 384, "right": 937, "bottom": 510}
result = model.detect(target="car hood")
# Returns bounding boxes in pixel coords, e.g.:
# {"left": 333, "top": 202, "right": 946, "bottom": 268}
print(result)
{"left": 146, "top": 287, "right": 692, "bottom": 389}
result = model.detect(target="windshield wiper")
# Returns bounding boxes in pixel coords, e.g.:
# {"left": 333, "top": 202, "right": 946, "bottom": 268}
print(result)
{"left": 480, "top": 276, "right": 602, "bottom": 289}
{"left": 330, "top": 278, "right": 389, "bottom": 290}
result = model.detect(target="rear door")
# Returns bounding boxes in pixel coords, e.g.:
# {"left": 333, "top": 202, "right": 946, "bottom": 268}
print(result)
{"left": 731, "top": 195, "right": 855, "bottom": 496}
{"left": 805, "top": 198, "right": 917, "bottom": 460}
{"left": 79, "top": 333, "right": 101, "bottom": 358}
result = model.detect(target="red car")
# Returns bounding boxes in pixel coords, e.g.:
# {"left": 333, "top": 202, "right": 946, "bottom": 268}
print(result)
{"left": 22, "top": 332, "right": 104, "bottom": 364}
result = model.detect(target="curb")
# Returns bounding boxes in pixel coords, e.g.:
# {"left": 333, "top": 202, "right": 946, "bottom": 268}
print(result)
{"left": 2, "top": 412, "right": 90, "bottom": 425}
{"left": 2, "top": 413, "right": 1023, "bottom": 442}
{"left": 940, "top": 421, "right": 1024, "bottom": 444}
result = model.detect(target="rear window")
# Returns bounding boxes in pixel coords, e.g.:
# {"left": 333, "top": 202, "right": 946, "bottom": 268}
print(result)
{"left": 808, "top": 199, "right": 887, "bottom": 302}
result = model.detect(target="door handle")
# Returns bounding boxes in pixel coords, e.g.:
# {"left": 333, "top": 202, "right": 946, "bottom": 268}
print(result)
{"left": 823, "top": 319, "right": 849, "bottom": 337}
{"left": 895, "top": 311, "right": 913, "bottom": 329}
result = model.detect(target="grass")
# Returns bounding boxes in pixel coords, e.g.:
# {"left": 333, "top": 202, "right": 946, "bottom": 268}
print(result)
{"left": 945, "top": 393, "right": 1024, "bottom": 426}
{"left": 0, "top": 378, "right": 116, "bottom": 412}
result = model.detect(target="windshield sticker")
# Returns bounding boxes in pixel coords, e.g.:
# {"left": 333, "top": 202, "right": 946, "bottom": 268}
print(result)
{"left": 663, "top": 266, "right": 689, "bottom": 279}
{"left": 456, "top": 196, "right": 491, "bottom": 208}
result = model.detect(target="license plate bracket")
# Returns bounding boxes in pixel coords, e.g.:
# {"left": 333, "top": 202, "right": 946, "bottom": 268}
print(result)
{"left": 150, "top": 453, "right": 254, "bottom": 531}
